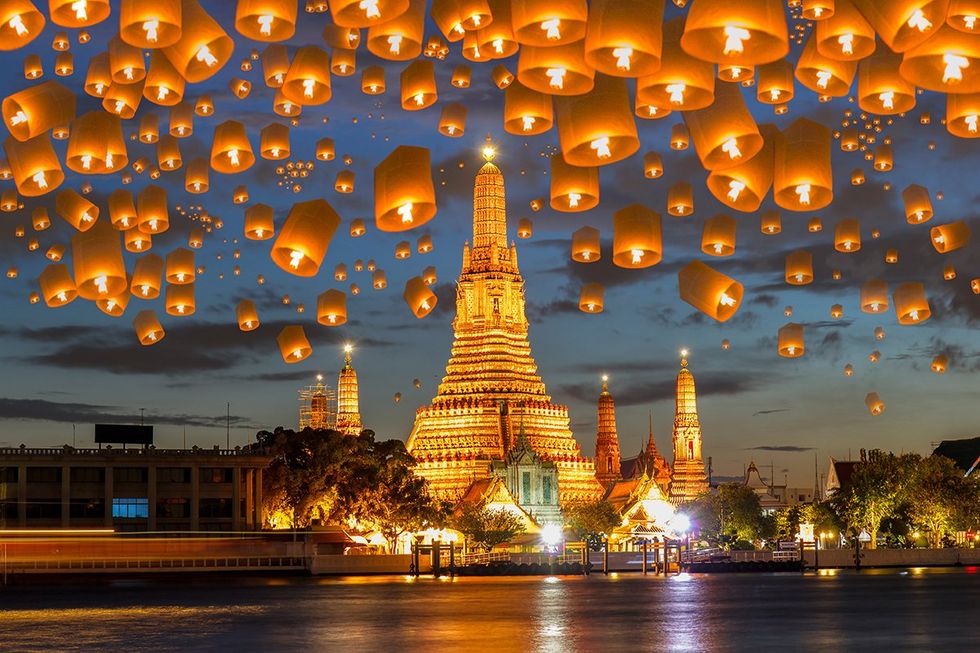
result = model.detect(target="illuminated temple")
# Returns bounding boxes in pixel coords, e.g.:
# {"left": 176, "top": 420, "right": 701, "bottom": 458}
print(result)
{"left": 335, "top": 344, "right": 362, "bottom": 436}
{"left": 407, "top": 145, "right": 602, "bottom": 503}
{"left": 668, "top": 353, "right": 710, "bottom": 503}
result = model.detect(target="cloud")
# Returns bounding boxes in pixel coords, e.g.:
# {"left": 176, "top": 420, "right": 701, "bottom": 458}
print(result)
{"left": 752, "top": 409, "right": 790, "bottom": 416}
{"left": 557, "top": 372, "right": 769, "bottom": 407}
{"left": 744, "top": 445, "right": 817, "bottom": 452}
{"left": 0, "top": 397, "right": 257, "bottom": 429}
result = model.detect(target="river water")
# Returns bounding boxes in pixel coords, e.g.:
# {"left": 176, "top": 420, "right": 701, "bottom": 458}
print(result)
{"left": 0, "top": 569, "right": 977, "bottom": 652}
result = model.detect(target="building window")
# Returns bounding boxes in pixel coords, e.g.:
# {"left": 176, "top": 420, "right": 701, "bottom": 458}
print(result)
{"left": 112, "top": 497, "right": 148, "bottom": 519}
{"left": 157, "top": 498, "right": 190, "bottom": 519}
{"left": 70, "top": 467, "right": 104, "bottom": 483}
{"left": 522, "top": 471, "right": 531, "bottom": 502}
{"left": 1, "top": 467, "right": 17, "bottom": 483}
{"left": 70, "top": 498, "right": 105, "bottom": 519}
{"left": 157, "top": 467, "right": 190, "bottom": 484}
{"left": 26, "top": 467, "right": 61, "bottom": 483}
{"left": 542, "top": 476, "right": 552, "bottom": 504}
{"left": 114, "top": 467, "right": 148, "bottom": 484}
{"left": 26, "top": 501, "right": 61, "bottom": 519}
{"left": 201, "top": 468, "right": 232, "bottom": 484}
{"left": 199, "top": 498, "right": 232, "bottom": 518}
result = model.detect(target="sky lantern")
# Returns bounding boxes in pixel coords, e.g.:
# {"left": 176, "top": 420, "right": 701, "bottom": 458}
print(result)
{"left": 187, "top": 227, "right": 204, "bottom": 249}
{"left": 550, "top": 153, "right": 599, "bottom": 212}
{"left": 260, "top": 122, "right": 290, "bottom": 159}
{"left": 403, "top": 276, "right": 437, "bottom": 318}
{"left": 210, "top": 120, "right": 255, "bottom": 173}
{"left": 901, "top": 24, "right": 980, "bottom": 92}
{"left": 235, "top": 0, "right": 298, "bottom": 41}
{"left": 261, "top": 44, "right": 289, "bottom": 87}
{"left": 361, "top": 65, "right": 386, "bottom": 94}
{"left": 579, "top": 283, "right": 605, "bottom": 313}
{"left": 639, "top": 17, "right": 715, "bottom": 111}
{"left": 504, "top": 80, "right": 553, "bottom": 135}
{"left": 894, "top": 281, "right": 932, "bottom": 324}
{"left": 374, "top": 145, "right": 436, "bottom": 231}
{"left": 774, "top": 118, "right": 833, "bottom": 211}
{"left": 584, "top": 0, "right": 664, "bottom": 77}
{"left": 701, "top": 214, "right": 736, "bottom": 256}
{"left": 165, "top": 248, "right": 195, "bottom": 285}
{"left": 667, "top": 181, "right": 694, "bottom": 216}
{"left": 858, "top": 47, "right": 916, "bottom": 114}
{"left": 366, "top": 0, "right": 424, "bottom": 61}
{"left": 0, "top": 0, "right": 45, "bottom": 50}
{"left": 56, "top": 188, "right": 98, "bottom": 231}
{"left": 245, "top": 203, "right": 275, "bottom": 240}
{"left": 316, "top": 137, "right": 336, "bottom": 161}
{"left": 235, "top": 299, "right": 260, "bottom": 332}
{"left": 518, "top": 218, "right": 533, "bottom": 238}
{"left": 317, "top": 288, "right": 348, "bottom": 326}
{"left": 861, "top": 279, "right": 890, "bottom": 313}
{"left": 948, "top": 0, "right": 980, "bottom": 32}
{"left": 156, "top": 134, "right": 183, "bottom": 171}
{"left": 417, "top": 233, "right": 433, "bottom": 253}
{"left": 83, "top": 53, "right": 110, "bottom": 97}
{"left": 400, "top": 59, "right": 437, "bottom": 110}
{"left": 32, "top": 206, "right": 50, "bottom": 231}
{"left": 162, "top": 0, "right": 234, "bottom": 83}
{"left": 685, "top": 81, "right": 764, "bottom": 171}
{"left": 931, "top": 354, "right": 948, "bottom": 373}
{"left": 831, "top": 304, "right": 844, "bottom": 319}
{"left": 49, "top": 0, "right": 109, "bottom": 26}
{"left": 184, "top": 157, "right": 209, "bottom": 193}
{"left": 322, "top": 23, "right": 361, "bottom": 49}
{"left": 23, "top": 54, "right": 43, "bottom": 80}
{"left": 930, "top": 220, "right": 972, "bottom": 252}
{"left": 271, "top": 198, "right": 340, "bottom": 276}
{"left": 451, "top": 65, "right": 471, "bottom": 88}
{"left": 229, "top": 76, "right": 252, "bottom": 99}
{"left": 795, "top": 32, "right": 857, "bottom": 96}
{"left": 439, "top": 103, "right": 467, "bottom": 137}
{"left": 835, "top": 218, "right": 862, "bottom": 252}
{"left": 865, "top": 392, "right": 884, "bottom": 415}
{"left": 102, "top": 79, "right": 145, "bottom": 119}
{"left": 785, "top": 250, "right": 814, "bottom": 285}
{"left": 945, "top": 91, "right": 980, "bottom": 136}
{"left": 137, "top": 185, "right": 169, "bottom": 235}
{"left": 372, "top": 269, "right": 387, "bottom": 289}
{"left": 492, "top": 64, "right": 514, "bottom": 88}
{"left": 429, "top": 0, "right": 466, "bottom": 41}
{"left": 333, "top": 0, "right": 408, "bottom": 28}
{"left": 133, "top": 310, "right": 165, "bottom": 345}
{"left": 335, "top": 169, "right": 355, "bottom": 192}
{"left": 108, "top": 188, "right": 136, "bottom": 229}
{"left": 4, "top": 134, "right": 63, "bottom": 196}
{"left": 0, "top": 188, "right": 16, "bottom": 211}
{"left": 971, "top": 277, "right": 980, "bottom": 293}
{"left": 874, "top": 144, "right": 894, "bottom": 170}
{"left": 850, "top": 0, "right": 946, "bottom": 52}
{"left": 643, "top": 151, "right": 664, "bottom": 179}
{"left": 471, "top": 0, "right": 518, "bottom": 59}
{"left": 756, "top": 59, "right": 795, "bottom": 104}
{"left": 165, "top": 282, "right": 196, "bottom": 316}
{"left": 850, "top": 168, "right": 865, "bottom": 185}
{"left": 350, "top": 218, "right": 367, "bottom": 236}
{"left": 282, "top": 46, "right": 332, "bottom": 105}
{"left": 334, "top": 263, "right": 348, "bottom": 281}
{"left": 706, "top": 123, "right": 775, "bottom": 212}
{"left": 803, "top": 0, "right": 835, "bottom": 20}
{"left": 885, "top": 249, "right": 899, "bottom": 263}
{"left": 54, "top": 52, "right": 73, "bottom": 77}
{"left": 71, "top": 219, "right": 126, "bottom": 301}
{"left": 517, "top": 41, "right": 595, "bottom": 95}
{"left": 510, "top": 0, "right": 588, "bottom": 46}
{"left": 120, "top": 0, "right": 183, "bottom": 48}
{"left": 902, "top": 184, "right": 933, "bottom": 222}
{"left": 943, "top": 263, "right": 957, "bottom": 280}
{"left": 131, "top": 253, "right": 163, "bottom": 299}
{"left": 170, "top": 102, "right": 194, "bottom": 137}
{"left": 555, "top": 74, "right": 639, "bottom": 167}
{"left": 760, "top": 209, "right": 781, "bottom": 234}
{"left": 681, "top": 0, "right": 789, "bottom": 66}
{"left": 38, "top": 263, "right": 76, "bottom": 307}
{"left": 277, "top": 325, "right": 312, "bottom": 363}
{"left": 678, "top": 260, "right": 743, "bottom": 322}
{"left": 395, "top": 240, "right": 412, "bottom": 259}
{"left": 815, "top": 0, "right": 876, "bottom": 61}
{"left": 777, "top": 322, "right": 805, "bottom": 357}
{"left": 233, "top": 185, "right": 249, "bottom": 203}
{"left": 109, "top": 35, "right": 147, "bottom": 84}
{"left": 97, "top": 278, "right": 133, "bottom": 317}
{"left": 3, "top": 80, "right": 75, "bottom": 142}
{"left": 571, "top": 226, "right": 601, "bottom": 262}
{"left": 671, "top": 124, "right": 688, "bottom": 150}
{"left": 139, "top": 114, "right": 160, "bottom": 144}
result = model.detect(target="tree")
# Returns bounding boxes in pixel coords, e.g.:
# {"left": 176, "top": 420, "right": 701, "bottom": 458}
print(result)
{"left": 452, "top": 504, "right": 527, "bottom": 551}
{"left": 907, "top": 454, "right": 980, "bottom": 547}
{"left": 829, "top": 450, "right": 908, "bottom": 548}
{"left": 562, "top": 500, "right": 620, "bottom": 550}
{"left": 682, "top": 483, "right": 768, "bottom": 548}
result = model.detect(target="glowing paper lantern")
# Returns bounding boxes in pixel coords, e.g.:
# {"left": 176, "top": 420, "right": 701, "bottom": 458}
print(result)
{"left": 503, "top": 80, "right": 553, "bottom": 135}
{"left": 785, "top": 250, "right": 814, "bottom": 285}
{"left": 84, "top": 53, "right": 110, "bottom": 97}
{"left": 131, "top": 253, "right": 163, "bottom": 299}
{"left": 796, "top": 32, "right": 857, "bottom": 96}
{"left": 760, "top": 210, "right": 781, "bottom": 234}
{"left": 108, "top": 189, "right": 136, "bottom": 229}
{"left": 774, "top": 118, "right": 833, "bottom": 211}
{"left": 374, "top": 145, "right": 436, "bottom": 231}
{"left": 260, "top": 123, "right": 290, "bottom": 160}
{"left": 451, "top": 64, "right": 471, "bottom": 88}
{"left": 49, "top": 0, "right": 109, "bottom": 26}
{"left": 333, "top": 0, "right": 408, "bottom": 28}
{"left": 638, "top": 17, "right": 715, "bottom": 111}
{"left": 137, "top": 185, "right": 169, "bottom": 235}
{"left": 235, "top": 299, "right": 260, "bottom": 332}
{"left": 555, "top": 74, "right": 640, "bottom": 167}
{"left": 282, "top": 46, "right": 332, "bottom": 105}
{"left": 165, "top": 248, "right": 195, "bottom": 285}
{"left": 471, "top": 0, "right": 517, "bottom": 59}
{"left": 316, "top": 289, "right": 348, "bottom": 326}
{"left": 860, "top": 279, "right": 889, "bottom": 313}
{"left": 102, "top": 80, "right": 145, "bottom": 119}
{"left": 865, "top": 392, "right": 884, "bottom": 416}
{"left": 162, "top": 0, "right": 234, "bottom": 83}
{"left": 678, "top": 260, "right": 743, "bottom": 322}
{"left": 235, "top": 0, "right": 297, "bottom": 41}
{"left": 3, "top": 80, "right": 76, "bottom": 142}
{"left": 335, "top": 169, "right": 355, "bottom": 192}
{"left": 54, "top": 52, "right": 73, "bottom": 76}
{"left": 271, "top": 198, "right": 341, "bottom": 276}
{"left": 756, "top": 59, "right": 795, "bottom": 105}
{"left": 885, "top": 249, "right": 899, "bottom": 263}
{"left": 55, "top": 188, "right": 97, "bottom": 231}
{"left": 902, "top": 184, "right": 933, "bottom": 223}
{"left": 510, "top": 0, "right": 588, "bottom": 46}
{"left": 38, "top": 263, "right": 76, "bottom": 307}
{"left": 109, "top": 34, "right": 146, "bottom": 84}
{"left": 550, "top": 153, "right": 599, "bottom": 212}
{"left": 945, "top": 91, "right": 980, "bottom": 136}
{"left": 831, "top": 304, "right": 844, "bottom": 318}
{"left": 400, "top": 60, "right": 437, "bottom": 110}
{"left": 777, "top": 323, "right": 805, "bottom": 358}
{"left": 571, "top": 226, "right": 601, "bottom": 263}
{"left": 684, "top": 81, "right": 763, "bottom": 171}
{"left": 71, "top": 220, "right": 126, "bottom": 301}
{"left": 834, "top": 218, "right": 862, "bottom": 252}
{"left": 245, "top": 203, "right": 274, "bottom": 240}
{"left": 120, "top": 0, "right": 182, "bottom": 48}
{"left": 133, "top": 310, "right": 165, "bottom": 345}
{"left": 584, "top": 0, "right": 664, "bottom": 77}
{"left": 210, "top": 121, "right": 255, "bottom": 173}
{"left": 492, "top": 64, "right": 514, "bottom": 88}
{"left": 579, "top": 283, "right": 605, "bottom": 313}
{"left": 681, "top": 0, "right": 789, "bottom": 66}
{"left": 517, "top": 41, "right": 595, "bottom": 95}
{"left": 350, "top": 218, "right": 366, "bottom": 237}
{"left": 403, "top": 276, "right": 437, "bottom": 318}
{"left": 125, "top": 228, "right": 152, "bottom": 253}
{"left": 184, "top": 157, "right": 209, "bottom": 193}
{"left": 701, "top": 214, "right": 737, "bottom": 256}
{"left": 366, "top": 0, "right": 424, "bottom": 61}
{"left": 901, "top": 24, "right": 980, "bottom": 92}
{"left": 930, "top": 220, "right": 972, "bottom": 252}
{"left": 858, "top": 47, "right": 916, "bottom": 114}
{"left": 32, "top": 206, "right": 50, "bottom": 231}
{"left": 894, "top": 282, "right": 932, "bottom": 324}
{"left": 4, "top": 134, "right": 64, "bottom": 196}
{"left": 0, "top": 0, "right": 45, "bottom": 50}
{"left": 815, "top": 0, "right": 874, "bottom": 61}
{"left": 518, "top": 218, "right": 533, "bottom": 238}
{"left": 372, "top": 269, "right": 387, "bottom": 289}
{"left": 165, "top": 282, "right": 195, "bottom": 316}
{"left": 361, "top": 65, "right": 386, "bottom": 94}
{"left": 849, "top": 0, "right": 947, "bottom": 52}
{"left": 170, "top": 102, "right": 194, "bottom": 137}
{"left": 706, "top": 123, "right": 775, "bottom": 212}
{"left": 873, "top": 144, "right": 894, "bottom": 171}
{"left": 667, "top": 181, "right": 694, "bottom": 216}
{"left": 439, "top": 103, "right": 467, "bottom": 137}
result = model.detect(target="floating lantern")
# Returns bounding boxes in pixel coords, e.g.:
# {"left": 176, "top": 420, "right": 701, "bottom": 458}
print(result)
{"left": 316, "top": 137, "right": 336, "bottom": 161}
{"left": 858, "top": 47, "right": 915, "bottom": 114}
{"left": 55, "top": 188, "right": 98, "bottom": 231}
{"left": 271, "top": 198, "right": 341, "bottom": 276}
{"left": 332, "top": 0, "right": 408, "bottom": 28}
{"left": 403, "top": 276, "right": 436, "bottom": 317}
{"left": 643, "top": 151, "right": 664, "bottom": 179}
{"left": 322, "top": 23, "right": 360, "bottom": 49}
{"left": 229, "top": 77, "right": 252, "bottom": 99}
{"left": 579, "top": 283, "right": 605, "bottom": 313}
{"left": 760, "top": 210, "right": 781, "bottom": 234}
{"left": 84, "top": 53, "right": 110, "bottom": 97}
{"left": 156, "top": 134, "right": 183, "bottom": 171}
{"left": 861, "top": 279, "right": 889, "bottom": 313}
{"left": 165, "top": 282, "right": 195, "bottom": 316}
{"left": 571, "top": 226, "right": 601, "bottom": 262}
{"left": 701, "top": 214, "right": 736, "bottom": 256}
{"left": 902, "top": 184, "right": 933, "bottom": 223}
{"left": 366, "top": 0, "right": 424, "bottom": 61}
{"left": 108, "top": 189, "right": 136, "bottom": 230}
{"left": 504, "top": 80, "right": 553, "bottom": 135}
{"left": 361, "top": 65, "right": 386, "bottom": 94}
{"left": 109, "top": 34, "right": 146, "bottom": 84}
{"left": 517, "top": 41, "right": 595, "bottom": 95}
{"left": 885, "top": 249, "right": 899, "bottom": 263}
{"left": 945, "top": 91, "right": 980, "bottom": 137}
{"left": 706, "top": 123, "right": 776, "bottom": 212}
{"left": 510, "top": 0, "right": 588, "bottom": 47}
{"left": 400, "top": 60, "right": 437, "bottom": 110}
{"left": 282, "top": 46, "right": 332, "bottom": 105}
{"left": 49, "top": 0, "right": 109, "bottom": 27}
{"left": 0, "top": 0, "right": 45, "bottom": 50}
{"left": 210, "top": 121, "right": 255, "bottom": 173}
{"left": 170, "top": 102, "right": 194, "bottom": 137}
{"left": 774, "top": 118, "right": 833, "bottom": 211}
{"left": 894, "top": 281, "right": 931, "bottom": 324}
{"left": 165, "top": 248, "right": 195, "bottom": 285}
{"left": 492, "top": 64, "right": 514, "bottom": 88}
{"left": 394, "top": 240, "right": 412, "bottom": 259}
{"left": 54, "top": 52, "right": 73, "bottom": 77}
{"left": 612, "top": 205, "right": 663, "bottom": 268}
{"left": 187, "top": 227, "right": 204, "bottom": 249}
{"left": 260, "top": 44, "right": 289, "bottom": 88}
{"left": 518, "top": 218, "right": 533, "bottom": 238}
{"left": 931, "top": 354, "right": 948, "bottom": 373}
{"left": 830, "top": 304, "right": 844, "bottom": 319}
{"left": 834, "top": 218, "right": 862, "bottom": 252}
{"left": 38, "top": 263, "right": 76, "bottom": 307}
{"left": 260, "top": 122, "right": 290, "bottom": 160}
{"left": 555, "top": 74, "right": 640, "bottom": 167}
{"left": 865, "top": 392, "right": 884, "bottom": 416}
{"left": 900, "top": 24, "right": 980, "bottom": 93}
{"left": 334, "top": 263, "right": 348, "bottom": 282}
{"left": 785, "top": 250, "right": 814, "bottom": 285}
{"left": 423, "top": 265, "right": 437, "bottom": 286}
{"left": 778, "top": 322, "right": 805, "bottom": 358}
{"left": 815, "top": 0, "right": 875, "bottom": 61}
{"left": 4, "top": 133, "right": 64, "bottom": 196}
{"left": 808, "top": 217, "right": 823, "bottom": 232}
{"left": 374, "top": 145, "right": 436, "bottom": 231}
{"left": 71, "top": 220, "right": 126, "bottom": 300}
{"left": 451, "top": 65, "right": 471, "bottom": 88}
{"left": 139, "top": 114, "right": 160, "bottom": 144}
{"left": 372, "top": 269, "right": 387, "bottom": 289}
{"left": 194, "top": 94, "right": 213, "bottom": 116}
{"left": 133, "top": 310, "right": 165, "bottom": 345}
{"left": 162, "top": 0, "right": 234, "bottom": 83}
{"left": 944, "top": 264, "right": 957, "bottom": 280}
{"left": 316, "top": 289, "right": 348, "bottom": 326}
{"left": 667, "top": 181, "right": 694, "bottom": 216}
{"left": 678, "top": 260, "right": 743, "bottom": 322}
{"left": 23, "top": 54, "right": 43, "bottom": 80}
{"left": 120, "top": 0, "right": 182, "bottom": 48}
{"left": 245, "top": 204, "right": 274, "bottom": 240}
{"left": 350, "top": 218, "right": 367, "bottom": 237}
{"left": 125, "top": 228, "right": 152, "bottom": 253}
{"left": 137, "top": 185, "right": 169, "bottom": 235}
{"left": 584, "top": 0, "right": 663, "bottom": 77}
{"left": 850, "top": 168, "right": 865, "bottom": 185}
{"left": 335, "top": 169, "right": 355, "bottom": 193}
{"left": 97, "top": 279, "right": 133, "bottom": 317}
{"left": 849, "top": 0, "right": 945, "bottom": 52}
{"left": 184, "top": 157, "right": 209, "bottom": 193}
{"left": 930, "top": 221, "right": 971, "bottom": 252}
{"left": 550, "top": 153, "right": 599, "bottom": 212}
{"left": 277, "top": 325, "right": 312, "bottom": 363}
{"left": 233, "top": 299, "right": 259, "bottom": 332}
{"left": 3, "top": 80, "right": 76, "bottom": 142}
{"left": 417, "top": 233, "right": 433, "bottom": 253}
{"left": 681, "top": 0, "right": 789, "bottom": 66}
{"left": 795, "top": 32, "right": 856, "bottom": 96}
{"left": 235, "top": 0, "right": 297, "bottom": 41}
{"left": 438, "top": 103, "right": 467, "bottom": 137}
{"left": 130, "top": 253, "right": 162, "bottom": 300}
{"left": 32, "top": 206, "right": 50, "bottom": 231}
{"left": 874, "top": 144, "right": 893, "bottom": 171}
{"left": 684, "top": 81, "right": 763, "bottom": 171}
{"left": 638, "top": 17, "right": 714, "bottom": 110}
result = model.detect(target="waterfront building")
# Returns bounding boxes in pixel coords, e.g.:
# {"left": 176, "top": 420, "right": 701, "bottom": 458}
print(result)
{"left": 335, "top": 344, "right": 363, "bottom": 436}
{"left": 406, "top": 144, "right": 601, "bottom": 503}
{"left": 594, "top": 376, "right": 622, "bottom": 487}
{"left": 0, "top": 446, "right": 269, "bottom": 531}
{"left": 669, "top": 353, "right": 710, "bottom": 503}
{"left": 603, "top": 473, "right": 675, "bottom": 548}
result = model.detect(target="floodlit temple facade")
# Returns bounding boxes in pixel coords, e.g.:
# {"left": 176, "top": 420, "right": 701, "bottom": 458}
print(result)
{"left": 335, "top": 345, "right": 362, "bottom": 436}
{"left": 668, "top": 355, "right": 710, "bottom": 503}
{"left": 406, "top": 148, "right": 601, "bottom": 503}
{"left": 594, "top": 376, "right": 622, "bottom": 485}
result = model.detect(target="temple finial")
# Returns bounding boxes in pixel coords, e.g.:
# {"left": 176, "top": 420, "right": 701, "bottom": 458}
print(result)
{"left": 482, "top": 133, "right": 496, "bottom": 162}
{"left": 601, "top": 374, "right": 609, "bottom": 393}
{"left": 680, "top": 348, "right": 689, "bottom": 368}
{"left": 343, "top": 342, "right": 353, "bottom": 365}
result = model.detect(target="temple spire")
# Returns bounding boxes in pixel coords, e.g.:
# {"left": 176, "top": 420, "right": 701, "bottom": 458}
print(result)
{"left": 472, "top": 134, "right": 508, "bottom": 251}
{"left": 669, "top": 350, "right": 708, "bottom": 502}
{"left": 336, "top": 343, "right": 362, "bottom": 436}
{"left": 595, "top": 375, "right": 622, "bottom": 485}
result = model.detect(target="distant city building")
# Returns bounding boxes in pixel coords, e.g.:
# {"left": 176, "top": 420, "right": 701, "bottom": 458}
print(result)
{"left": 669, "top": 353, "right": 709, "bottom": 503}
{"left": 0, "top": 446, "right": 269, "bottom": 531}
{"left": 594, "top": 376, "right": 622, "bottom": 486}
{"left": 335, "top": 344, "right": 363, "bottom": 436}
{"left": 825, "top": 457, "right": 861, "bottom": 498}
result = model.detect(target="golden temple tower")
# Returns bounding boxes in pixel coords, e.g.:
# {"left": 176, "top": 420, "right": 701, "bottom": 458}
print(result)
{"left": 407, "top": 139, "right": 601, "bottom": 503}
{"left": 335, "top": 344, "right": 362, "bottom": 436}
{"left": 669, "top": 351, "right": 709, "bottom": 503}
{"left": 594, "top": 375, "right": 622, "bottom": 486}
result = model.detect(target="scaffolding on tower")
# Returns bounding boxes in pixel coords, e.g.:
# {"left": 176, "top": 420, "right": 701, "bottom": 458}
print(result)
{"left": 298, "top": 375, "right": 337, "bottom": 430}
